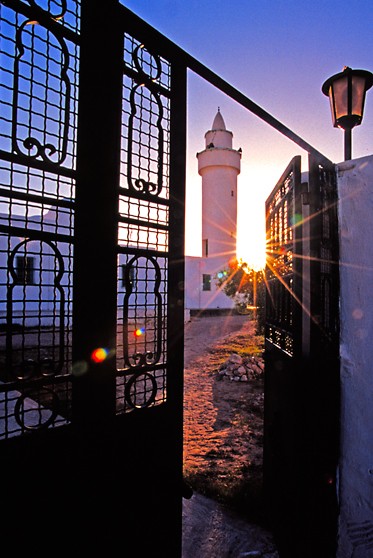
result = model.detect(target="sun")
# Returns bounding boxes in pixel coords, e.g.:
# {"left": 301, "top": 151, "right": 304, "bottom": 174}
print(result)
{"left": 236, "top": 222, "right": 266, "bottom": 271}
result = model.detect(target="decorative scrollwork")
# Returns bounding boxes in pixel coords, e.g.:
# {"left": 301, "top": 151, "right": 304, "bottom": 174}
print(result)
{"left": 12, "top": 19, "right": 71, "bottom": 165}
{"left": 127, "top": 84, "right": 164, "bottom": 196}
{"left": 126, "top": 42, "right": 165, "bottom": 197}
{"left": 122, "top": 255, "right": 163, "bottom": 369}
{"left": 124, "top": 371, "right": 158, "bottom": 410}
{"left": 14, "top": 388, "right": 59, "bottom": 430}
{"left": 28, "top": 0, "right": 67, "bottom": 21}
{"left": 7, "top": 238, "right": 66, "bottom": 378}
{"left": 133, "top": 177, "right": 159, "bottom": 195}
{"left": 132, "top": 43, "right": 162, "bottom": 82}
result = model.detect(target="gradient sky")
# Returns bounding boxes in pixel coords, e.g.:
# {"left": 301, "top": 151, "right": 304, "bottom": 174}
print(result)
{"left": 122, "top": 0, "right": 373, "bottom": 268}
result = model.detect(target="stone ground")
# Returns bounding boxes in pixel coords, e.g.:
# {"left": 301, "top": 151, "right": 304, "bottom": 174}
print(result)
{"left": 182, "top": 314, "right": 279, "bottom": 558}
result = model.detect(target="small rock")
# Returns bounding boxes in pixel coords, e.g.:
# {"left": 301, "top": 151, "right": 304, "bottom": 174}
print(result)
{"left": 229, "top": 353, "right": 242, "bottom": 364}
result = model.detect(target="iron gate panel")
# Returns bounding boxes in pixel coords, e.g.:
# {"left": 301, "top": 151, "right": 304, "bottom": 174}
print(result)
{"left": 264, "top": 154, "right": 340, "bottom": 557}
{"left": 263, "top": 156, "right": 303, "bottom": 547}
{"left": 0, "top": 1, "right": 186, "bottom": 554}
{"left": 265, "top": 156, "right": 302, "bottom": 358}
{"left": 116, "top": 34, "right": 171, "bottom": 412}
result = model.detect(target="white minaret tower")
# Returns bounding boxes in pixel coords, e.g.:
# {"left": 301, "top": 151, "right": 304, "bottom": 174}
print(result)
{"left": 197, "top": 108, "right": 241, "bottom": 272}
{"left": 189, "top": 109, "right": 242, "bottom": 312}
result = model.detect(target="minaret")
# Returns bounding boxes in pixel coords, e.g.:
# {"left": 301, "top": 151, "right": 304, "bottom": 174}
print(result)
{"left": 197, "top": 108, "right": 241, "bottom": 273}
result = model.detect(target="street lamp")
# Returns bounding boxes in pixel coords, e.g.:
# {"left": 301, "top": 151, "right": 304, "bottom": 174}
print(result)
{"left": 322, "top": 66, "right": 373, "bottom": 161}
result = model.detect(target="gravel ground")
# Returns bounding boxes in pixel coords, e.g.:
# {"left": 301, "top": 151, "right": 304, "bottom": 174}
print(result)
{"left": 182, "top": 314, "right": 279, "bottom": 558}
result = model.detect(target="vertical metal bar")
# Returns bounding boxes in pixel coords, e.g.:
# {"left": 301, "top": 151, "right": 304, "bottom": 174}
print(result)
{"left": 166, "top": 58, "right": 187, "bottom": 556}
{"left": 292, "top": 156, "right": 303, "bottom": 360}
{"left": 73, "top": 0, "right": 123, "bottom": 427}
{"left": 308, "top": 155, "right": 321, "bottom": 346}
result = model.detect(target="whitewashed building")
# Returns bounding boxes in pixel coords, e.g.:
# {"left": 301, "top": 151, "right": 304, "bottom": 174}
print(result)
{"left": 185, "top": 109, "right": 241, "bottom": 316}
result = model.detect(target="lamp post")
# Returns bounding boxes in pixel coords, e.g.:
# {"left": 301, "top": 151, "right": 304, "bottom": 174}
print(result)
{"left": 322, "top": 66, "right": 373, "bottom": 161}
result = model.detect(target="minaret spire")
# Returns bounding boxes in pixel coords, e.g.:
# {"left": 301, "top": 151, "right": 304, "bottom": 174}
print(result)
{"left": 211, "top": 108, "right": 226, "bottom": 132}
{"left": 196, "top": 110, "right": 241, "bottom": 270}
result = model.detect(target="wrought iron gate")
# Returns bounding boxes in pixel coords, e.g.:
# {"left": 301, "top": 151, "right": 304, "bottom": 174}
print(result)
{"left": 0, "top": 1, "right": 186, "bottom": 554}
{"left": 264, "top": 155, "right": 340, "bottom": 557}
{"left": 1, "top": 1, "right": 341, "bottom": 555}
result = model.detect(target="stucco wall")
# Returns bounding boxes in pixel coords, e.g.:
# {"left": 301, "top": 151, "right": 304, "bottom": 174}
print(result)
{"left": 184, "top": 255, "right": 234, "bottom": 313}
{"left": 337, "top": 154, "right": 373, "bottom": 557}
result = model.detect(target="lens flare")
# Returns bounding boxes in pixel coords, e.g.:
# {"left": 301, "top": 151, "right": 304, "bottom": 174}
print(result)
{"left": 134, "top": 327, "right": 145, "bottom": 337}
{"left": 290, "top": 213, "right": 303, "bottom": 226}
{"left": 72, "top": 360, "right": 88, "bottom": 376}
{"left": 91, "top": 347, "right": 109, "bottom": 363}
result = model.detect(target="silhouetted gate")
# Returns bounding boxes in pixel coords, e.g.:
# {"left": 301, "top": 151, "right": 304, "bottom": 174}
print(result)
{"left": 264, "top": 155, "right": 340, "bottom": 557}
{"left": 0, "top": 1, "right": 186, "bottom": 554}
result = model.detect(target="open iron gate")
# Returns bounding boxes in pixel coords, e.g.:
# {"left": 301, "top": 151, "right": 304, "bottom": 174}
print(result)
{"left": 264, "top": 155, "right": 340, "bottom": 557}
{"left": 0, "top": 1, "right": 341, "bottom": 555}
{"left": 0, "top": 1, "right": 186, "bottom": 554}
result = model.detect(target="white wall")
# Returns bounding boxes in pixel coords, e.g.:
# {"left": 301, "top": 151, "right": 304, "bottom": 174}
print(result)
{"left": 337, "top": 154, "right": 373, "bottom": 557}
{"left": 184, "top": 255, "right": 234, "bottom": 313}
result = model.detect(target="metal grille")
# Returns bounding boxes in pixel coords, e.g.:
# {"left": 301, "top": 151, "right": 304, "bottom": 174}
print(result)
{"left": 116, "top": 34, "right": 171, "bottom": 412}
{"left": 319, "top": 166, "right": 337, "bottom": 341}
{"left": 309, "top": 158, "right": 339, "bottom": 350}
{"left": 0, "top": 0, "right": 80, "bottom": 438}
{"left": 265, "top": 160, "right": 299, "bottom": 356}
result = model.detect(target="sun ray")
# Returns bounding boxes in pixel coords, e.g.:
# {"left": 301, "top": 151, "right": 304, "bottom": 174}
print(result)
{"left": 265, "top": 258, "right": 317, "bottom": 325}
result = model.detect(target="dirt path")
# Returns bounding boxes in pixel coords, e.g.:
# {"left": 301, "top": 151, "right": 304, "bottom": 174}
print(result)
{"left": 182, "top": 314, "right": 279, "bottom": 558}
{"left": 183, "top": 314, "right": 250, "bottom": 365}
{"left": 183, "top": 315, "right": 264, "bottom": 511}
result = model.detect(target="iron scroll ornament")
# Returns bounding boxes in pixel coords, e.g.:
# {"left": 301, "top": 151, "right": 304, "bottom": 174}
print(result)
{"left": 121, "top": 254, "right": 164, "bottom": 410}
{"left": 27, "top": 0, "right": 68, "bottom": 20}
{"left": 124, "top": 371, "right": 158, "bottom": 410}
{"left": 7, "top": 238, "right": 66, "bottom": 379}
{"left": 126, "top": 44, "right": 165, "bottom": 196}
{"left": 13, "top": 387, "right": 60, "bottom": 431}
{"left": 122, "top": 254, "right": 163, "bottom": 369}
{"left": 12, "top": 18, "right": 71, "bottom": 165}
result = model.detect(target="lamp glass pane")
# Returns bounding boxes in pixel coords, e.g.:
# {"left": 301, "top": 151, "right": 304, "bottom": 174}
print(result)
{"left": 351, "top": 76, "right": 366, "bottom": 116}
{"left": 332, "top": 77, "right": 348, "bottom": 120}
{"left": 328, "top": 87, "right": 336, "bottom": 126}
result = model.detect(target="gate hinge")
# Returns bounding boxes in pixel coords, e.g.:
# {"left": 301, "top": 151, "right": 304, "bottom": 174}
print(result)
{"left": 301, "top": 182, "right": 309, "bottom": 205}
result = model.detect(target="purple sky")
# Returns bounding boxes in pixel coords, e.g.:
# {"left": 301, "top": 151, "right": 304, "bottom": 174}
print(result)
{"left": 122, "top": 1, "right": 373, "bottom": 265}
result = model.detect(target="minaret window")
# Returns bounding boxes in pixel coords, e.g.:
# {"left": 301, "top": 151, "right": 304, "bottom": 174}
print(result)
{"left": 202, "top": 274, "right": 211, "bottom": 291}
{"left": 203, "top": 239, "right": 208, "bottom": 257}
